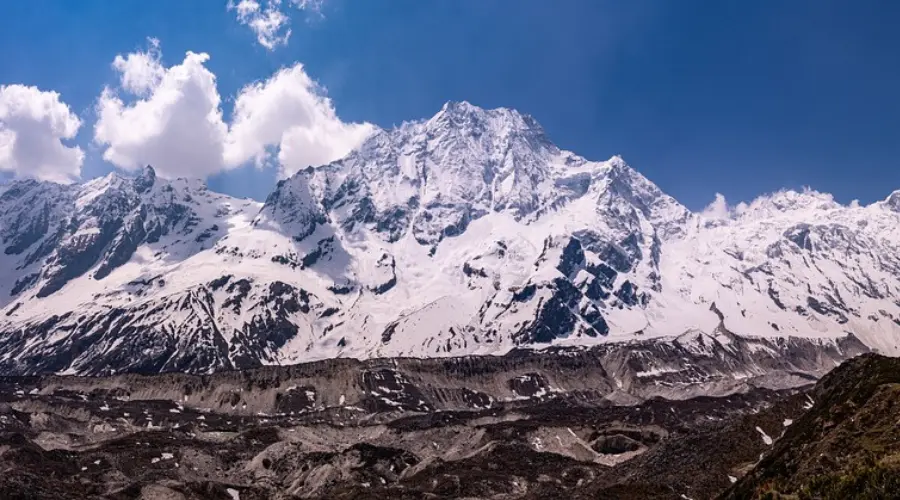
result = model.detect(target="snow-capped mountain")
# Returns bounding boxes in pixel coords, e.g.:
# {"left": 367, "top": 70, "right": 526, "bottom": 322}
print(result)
{"left": 1, "top": 101, "right": 898, "bottom": 375}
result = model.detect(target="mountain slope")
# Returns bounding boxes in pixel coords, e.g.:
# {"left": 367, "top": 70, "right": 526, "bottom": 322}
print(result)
{"left": 723, "top": 353, "right": 900, "bottom": 499}
{"left": 0, "top": 101, "right": 898, "bottom": 376}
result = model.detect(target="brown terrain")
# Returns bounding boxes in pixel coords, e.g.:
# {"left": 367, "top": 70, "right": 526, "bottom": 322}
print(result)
{"left": 0, "top": 348, "right": 896, "bottom": 499}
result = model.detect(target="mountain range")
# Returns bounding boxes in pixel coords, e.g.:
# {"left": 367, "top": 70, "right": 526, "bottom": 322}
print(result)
{"left": 1, "top": 101, "right": 898, "bottom": 376}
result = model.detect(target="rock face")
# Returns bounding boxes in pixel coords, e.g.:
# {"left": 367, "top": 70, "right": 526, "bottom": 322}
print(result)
{"left": 1, "top": 101, "right": 900, "bottom": 375}
{"left": 0, "top": 348, "right": 863, "bottom": 500}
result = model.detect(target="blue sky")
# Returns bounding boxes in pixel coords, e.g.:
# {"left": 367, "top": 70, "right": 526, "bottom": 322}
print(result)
{"left": 1, "top": 1, "right": 899, "bottom": 210}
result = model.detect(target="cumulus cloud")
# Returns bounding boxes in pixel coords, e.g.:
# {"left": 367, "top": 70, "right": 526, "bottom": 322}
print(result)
{"left": 95, "top": 40, "right": 371, "bottom": 180}
{"left": 225, "top": 64, "right": 374, "bottom": 177}
{"left": 94, "top": 40, "right": 228, "bottom": 179}
{"left": 228, "top": 0, "right": 323, "bottom": 50}
{"left": 0, "top": 85, "right": 84, "bottom": 183}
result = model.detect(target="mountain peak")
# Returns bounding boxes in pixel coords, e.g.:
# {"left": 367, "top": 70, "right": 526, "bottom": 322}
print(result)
{"left": 439, "top": 100, "right": 479, "bottom": 113}
{"left": 605, "top": 155, "right": 634, "bottom": 175}
{"left": 420, "top": 102, "right": 552, "bottom": 164}
{"left": 431, "top": 100, "right": 489, "bottom": 123}
{"left": 83, "top": 169, "right": 130, "bottom": 193}
{"left": 742, "top": 188, "right": 840, "bottom": 218}
{"left": 134, "top": 165, "right": 156, "bottom": 193}
{"left": 255, "top": 173, "right": 325, "bottom": 241}
{"left": 882, "top": 190, "right": 900, "bottom": 212}
{"left": 430, "top": 101, "right": 539, "bottom": 128}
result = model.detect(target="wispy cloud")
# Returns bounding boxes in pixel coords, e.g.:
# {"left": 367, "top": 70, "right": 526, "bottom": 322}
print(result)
{"left": 228, "top": 0, "right": 324, "bottom": 50}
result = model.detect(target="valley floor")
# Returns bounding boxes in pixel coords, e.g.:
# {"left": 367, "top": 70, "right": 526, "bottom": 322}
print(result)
{"left": 0, "top": 353, "right": 900, "bottom": 500}
{"left": 6, "top": 351, "right": 898, "bottom": 499}
{"left": 0, "top": 380, "right": 804, "bottom": 500}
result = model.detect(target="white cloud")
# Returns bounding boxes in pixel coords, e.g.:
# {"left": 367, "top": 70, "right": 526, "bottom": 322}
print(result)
{"left": 95, "top": 40, "right": 370, "bottom": 180}
{"left": 700, "top": 193, "right": 749, "bottom": 222}
{"left": 0, "top": 84, "right": 84, "bottom": 183}
{"left": 94, "top": 41, "right": 229, "bottom": 179}
{"left": 290, "top": 0, "right": 325, "bottom": 12}
{"left": 700, "top": 193, "right": 731, "bottom": 220}
{"left": 111, "top": 37, "right": 164, "bottom": 96}
{"left": 225, "top": 63, "right": 374, "bottom": 177}
{"left": 228, "top": 0, "right": 324, "bottom": 50}
{"left": 229, "top": 0, "right": 291, "bottom": 50}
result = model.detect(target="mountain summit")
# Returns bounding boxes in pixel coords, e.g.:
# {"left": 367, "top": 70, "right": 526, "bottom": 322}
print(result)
{"left": 0, "top": 102, "right": 898, "bottom": 375}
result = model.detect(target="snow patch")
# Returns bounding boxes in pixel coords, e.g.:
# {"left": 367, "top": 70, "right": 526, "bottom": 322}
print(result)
{"left": 755, "top": 426, "right": 773, "bottom": 446}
